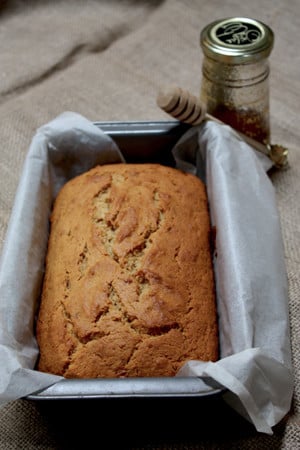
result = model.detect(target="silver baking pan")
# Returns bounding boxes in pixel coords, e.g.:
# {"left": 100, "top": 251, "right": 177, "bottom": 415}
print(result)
{"left": 27, "top": 120, "right": 223, "bottom": 401}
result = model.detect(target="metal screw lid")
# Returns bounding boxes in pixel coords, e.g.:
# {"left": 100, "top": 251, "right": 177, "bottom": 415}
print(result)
{"left": 200, "top": 17, "right": 274, "bottom": 63}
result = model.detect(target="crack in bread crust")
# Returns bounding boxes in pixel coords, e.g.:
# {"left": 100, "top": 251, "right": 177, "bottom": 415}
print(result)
{"left": 36, "top": 164, "right": 218, "bottom": 378}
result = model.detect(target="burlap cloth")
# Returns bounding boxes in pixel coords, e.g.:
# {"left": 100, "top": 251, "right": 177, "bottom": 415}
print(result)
{"left": 0, "top": 1, "right": 299, "bottom": 448}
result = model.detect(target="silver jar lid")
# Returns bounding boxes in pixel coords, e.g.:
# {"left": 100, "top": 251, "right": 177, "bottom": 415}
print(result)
{"left": 200, "top": 17, "right": 274, "bottom": 63}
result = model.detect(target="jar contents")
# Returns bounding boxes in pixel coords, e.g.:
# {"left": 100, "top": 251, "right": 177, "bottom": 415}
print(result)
{"left": 212, "top": 106, "right": 269, "bottom": 144}
{"left": 200, "top": 17, "right": 274, "bottom": 145}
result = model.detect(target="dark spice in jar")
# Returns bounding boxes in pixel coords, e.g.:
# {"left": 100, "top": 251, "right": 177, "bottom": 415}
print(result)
{"left": 213, "top": 105, "right": 270, "bottom": 144}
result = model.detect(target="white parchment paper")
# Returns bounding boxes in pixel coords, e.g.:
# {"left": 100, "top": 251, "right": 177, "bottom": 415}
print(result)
{"left": 173, "top": 123, "right": 293, "bottom": 433}
{"left": 0, "top": 112, "right": 293, "bottom": 434}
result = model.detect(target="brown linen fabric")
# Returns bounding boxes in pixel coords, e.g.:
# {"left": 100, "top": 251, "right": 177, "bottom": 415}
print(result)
{"left": 0, "top": 0, "right": 299, "bottom": 448}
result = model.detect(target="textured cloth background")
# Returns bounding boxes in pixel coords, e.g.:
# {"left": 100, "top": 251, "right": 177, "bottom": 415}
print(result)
{"left": 0, "top": 0, "right": 299, "bottom": 448}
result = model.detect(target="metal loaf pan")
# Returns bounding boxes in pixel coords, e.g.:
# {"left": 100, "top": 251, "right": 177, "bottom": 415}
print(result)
{"left": 27, "top": 120, "right": 222, "bottom": 401}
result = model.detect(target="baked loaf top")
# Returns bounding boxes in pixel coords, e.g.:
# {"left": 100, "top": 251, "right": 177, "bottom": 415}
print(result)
{"left": 36, "top": 163, "right": 218, "bottom": 378}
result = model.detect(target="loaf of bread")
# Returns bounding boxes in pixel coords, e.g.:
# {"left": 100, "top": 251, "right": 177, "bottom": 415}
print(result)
{"left": 36, "top": 163, "right": 218, "bottom": 378}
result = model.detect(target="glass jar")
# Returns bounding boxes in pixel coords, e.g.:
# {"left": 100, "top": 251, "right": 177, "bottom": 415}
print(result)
{"left": 200, "top": 17, "right": 274, "bottom": 144}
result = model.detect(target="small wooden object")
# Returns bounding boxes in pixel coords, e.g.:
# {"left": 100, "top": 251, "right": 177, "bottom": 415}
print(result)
{"left": 157, "top": 85, "right": 207, "bottom": 125}
{"left": 156, "top": 84, "right": 288, "bottom": 168}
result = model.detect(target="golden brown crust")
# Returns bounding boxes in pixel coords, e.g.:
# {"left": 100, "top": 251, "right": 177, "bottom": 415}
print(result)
{"left": 36, "top": 163, "right": 218, "bottom": 378}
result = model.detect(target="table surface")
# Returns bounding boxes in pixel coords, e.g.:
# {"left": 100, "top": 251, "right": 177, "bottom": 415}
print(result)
{"left": 0, "top": 1, "right": 299, "bottom": 448}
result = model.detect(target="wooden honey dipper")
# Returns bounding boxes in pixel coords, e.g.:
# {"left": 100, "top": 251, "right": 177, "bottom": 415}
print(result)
{"left": 156, "top": 85, "right": 288, "bottom": 168}
{"left": 157, "top": 85, "right": 207, "bottom": 125}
